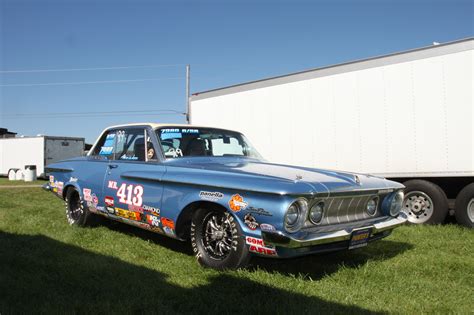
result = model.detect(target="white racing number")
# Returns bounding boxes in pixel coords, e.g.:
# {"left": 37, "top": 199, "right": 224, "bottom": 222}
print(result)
{"left": 117, "top": 183, "right": 143, "bottom": 206}
{"left": 166, "top": 148, "right": 183, "bottom": 158}
{"left": 117, "top": 130, "right": 126, "bottom": 142}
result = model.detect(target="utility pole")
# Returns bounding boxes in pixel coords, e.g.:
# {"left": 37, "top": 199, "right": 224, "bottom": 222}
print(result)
{"left": 185, "top": 64, "right": 190, "bottom": 123}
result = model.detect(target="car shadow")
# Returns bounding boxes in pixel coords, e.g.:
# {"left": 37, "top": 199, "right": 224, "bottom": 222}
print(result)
{"left": 0, "top": 231, "right": 385, "bottom": 314}
{"left": 96, "top": 217, "right": 194, "bottom": 255}
{"left": 249, "top": 240, "right": 413, "bottom": 281}
{"left": 94, "top": 217, "right": 411, "bottom": 282}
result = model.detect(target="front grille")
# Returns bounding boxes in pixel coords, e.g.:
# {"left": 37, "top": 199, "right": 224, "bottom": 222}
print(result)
{"left": 310, "top": 193, "right": 384, "bottom": 226}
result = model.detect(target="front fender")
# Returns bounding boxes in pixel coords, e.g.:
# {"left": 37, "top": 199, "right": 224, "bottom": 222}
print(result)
{"left": 161, "top": 183, "right": 293, "bottom": 239}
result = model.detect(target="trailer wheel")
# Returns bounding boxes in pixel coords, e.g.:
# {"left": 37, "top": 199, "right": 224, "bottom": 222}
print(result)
{"left": 454, "top": 183, "right": 474, "bottom": 228}
{"left": 402, "top": 180, "right": 448, "bottom": 224}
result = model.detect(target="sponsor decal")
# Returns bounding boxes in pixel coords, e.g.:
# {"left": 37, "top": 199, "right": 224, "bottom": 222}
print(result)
{"left": 105, "top": 196, "right": 114, "bottom": 207}
{"left": 161, "top": 217, "right": 175, "bottom": 229}
{"left": 99, "top": 134, "right": 115, "bottom": 156}
{"left": 228, "top": 194, "right": 248, "bottom": 212}
{"left": 181, "top": 128, "right": 199, "bottom": 134}
{"left": 260, "top": 223, "right": 276, "bottom": 232}
{"left": 244, "top": 213, "right": 259, "bottom": 230}
{"left": 108, "top": 180, "right": 118, "bottom": 190}
{"left": 91, "top": 194, "right": 99, "bottom": 207}
{"left": 199, "top": 191, "right": 224, "bottom": 201}
{"left": 99, "top": 146, "right": 113, "bottom": 155}
{"left": 163, "top": 226, "right": 175, "bottom": 236}
{"left": 245, "top": 207, "right": 272, "bottom": 216}
{"left": 245, "top": 236, "right": 277, "bottom": 256}
{"left": 128, "top": 205, "right": 144, "bottom": 213}
{"left": 146, "top": 214, "right": 161, "bottom": 227}
{"left": 120, "top": 154, "right": 138, "bottom": 160}
{"left": 83, "top": 188, "right": 92, "bottom": 202}
{"left": 161, "top": 128, "right": 180, "bottom": 133}
{"left": 116, "top": 130, "right": 126, "bottom": 142}
{"left": 136, "top": 222, "right": 150, "bottom": 229}
{"left": 115, "top": 207, "right": 141, "bottom": 221}
{"left": 105, "top": 196, "right": 115, "bottom": 213}
{"left": 117, "top": 183, "right": 144, "bottom": 206}
{"left": 142, "top": 204, "right": 160, "bottom": 215}
{"left": 55, "top": 181, "right": 64, "bottom": 194}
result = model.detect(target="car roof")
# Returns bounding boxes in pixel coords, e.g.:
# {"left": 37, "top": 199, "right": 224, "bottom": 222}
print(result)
{"left": 104, "top": 123, "right": 240, "bottom": 133}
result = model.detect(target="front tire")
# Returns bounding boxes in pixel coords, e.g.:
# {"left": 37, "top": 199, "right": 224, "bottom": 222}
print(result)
{"left": 402, "top": 180, "right": 448, "bottom": 224}
{"left": 190, "top": 207, "right": 249, "bottom": 270}
{"left": 65, "top": 187, "right": 92, "bottom": 226}
{"left": 455, "top": 183, "right": 474, "bottom": 228}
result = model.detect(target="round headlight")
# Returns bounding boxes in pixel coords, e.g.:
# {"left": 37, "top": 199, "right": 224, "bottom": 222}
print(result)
{"left": 367, "top": 197, "right": 378, "bottom": 216}
{"left": 390, "top": 191, "right": 404, "bottom": 216}
{"left": 309, "top": 202, "right": 324, "bottom": 224}
{"left": 285, "top": 203, "right": 299, "bottom": 226}
{"left": 284, "top": 198, "right": 308, "bottom": 233}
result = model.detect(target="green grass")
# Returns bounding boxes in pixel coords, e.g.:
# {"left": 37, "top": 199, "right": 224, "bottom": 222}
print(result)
{"left": 0, "top": 178, "right": 47, "bottom": 186}
{"left": 0, "top": 186, "right": 473, "bottom": 314}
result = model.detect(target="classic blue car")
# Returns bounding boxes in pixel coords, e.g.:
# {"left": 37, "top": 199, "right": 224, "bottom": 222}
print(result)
{"left": 45, "top": 123, "right": 407, "bottom": 269}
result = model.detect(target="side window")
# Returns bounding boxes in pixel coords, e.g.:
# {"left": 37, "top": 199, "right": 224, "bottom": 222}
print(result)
{"left": 114, "top": 129, "right": 146, "bottom": 161}
{"left": 91, "top": 130, "right": 116, "bottom": 159}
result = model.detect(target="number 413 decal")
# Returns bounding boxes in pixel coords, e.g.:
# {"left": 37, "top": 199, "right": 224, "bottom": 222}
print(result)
{"left": 117, "top": 183, "right": 144, "bottom": 206}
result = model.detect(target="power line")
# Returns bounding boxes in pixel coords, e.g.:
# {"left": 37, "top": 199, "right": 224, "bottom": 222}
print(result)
{"left": 3, "top": 109, "right": 185, "bottom": 117}
{"left": 3, "top": 113, "right": 186, "bottom": 119}
{"left": 0, "top": 64, "right": 186, "bottom": 73}
{"left": 0, "top": 77, "right": 184, "bottom": 87}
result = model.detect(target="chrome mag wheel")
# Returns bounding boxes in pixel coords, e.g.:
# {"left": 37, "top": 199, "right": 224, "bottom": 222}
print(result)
{"left": 202, "top": 212, "right": 234, "bottom": 260}
{"left": 68, "top": 190, "right": 83, "bottom": 221}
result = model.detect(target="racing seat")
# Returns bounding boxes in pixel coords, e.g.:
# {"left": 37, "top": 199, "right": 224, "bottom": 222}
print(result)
{"left": 134, "top": 138, "right": 146, "bottom": 161}
{"left": 186, "top": 138, "right": 206, "bottom": 156}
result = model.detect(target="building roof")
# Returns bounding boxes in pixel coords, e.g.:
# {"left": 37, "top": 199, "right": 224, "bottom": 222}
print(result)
{"left": 191, "top": 37, "right": 474, "bottom": 101}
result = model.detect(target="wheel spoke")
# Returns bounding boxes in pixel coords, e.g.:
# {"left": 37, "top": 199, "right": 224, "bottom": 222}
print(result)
{"left": 202, "top": 212, "right": 234, "bottom": 260}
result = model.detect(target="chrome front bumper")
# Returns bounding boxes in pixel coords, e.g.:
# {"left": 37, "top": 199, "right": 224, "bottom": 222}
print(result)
{"left": 262, "top": 214, "right": 407, "bottom": 248}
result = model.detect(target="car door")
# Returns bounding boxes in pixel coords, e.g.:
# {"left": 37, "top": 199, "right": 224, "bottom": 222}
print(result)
{"left": 102, "top": 126, "right": 166, "bottom": 230}
{"left": 76, "top": 129, "right": 117, "bottom": 215}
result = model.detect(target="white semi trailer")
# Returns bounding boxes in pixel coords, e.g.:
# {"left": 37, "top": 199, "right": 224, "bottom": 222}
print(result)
{"left": 0, "top": 136, "right": 85, "bottom": 178}
{"left": 190, "top": 38, "right": 474, "bottom": 227}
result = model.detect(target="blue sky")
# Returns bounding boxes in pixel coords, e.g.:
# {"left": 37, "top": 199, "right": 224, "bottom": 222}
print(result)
{"left": 1, "top": 0, "right": 472, "bottom": 143}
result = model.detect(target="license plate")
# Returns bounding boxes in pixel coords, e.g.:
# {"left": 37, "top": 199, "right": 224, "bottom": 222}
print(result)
{"left": 349, "top": 228, "right": 371, "bottom": 250}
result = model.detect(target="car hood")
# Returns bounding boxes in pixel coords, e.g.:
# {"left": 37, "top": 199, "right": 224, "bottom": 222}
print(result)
{"left": 162, "top": 157, "right": 403, "bottom": 196}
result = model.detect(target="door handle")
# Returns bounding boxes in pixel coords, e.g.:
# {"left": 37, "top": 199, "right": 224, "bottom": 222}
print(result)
{"left": 108, "top": 164, "right": 119, "bottom": 169}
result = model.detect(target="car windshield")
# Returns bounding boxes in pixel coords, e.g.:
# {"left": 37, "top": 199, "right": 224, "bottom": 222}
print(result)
{"left": 156, "top": 127, "right": 262, "bottom": 159}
